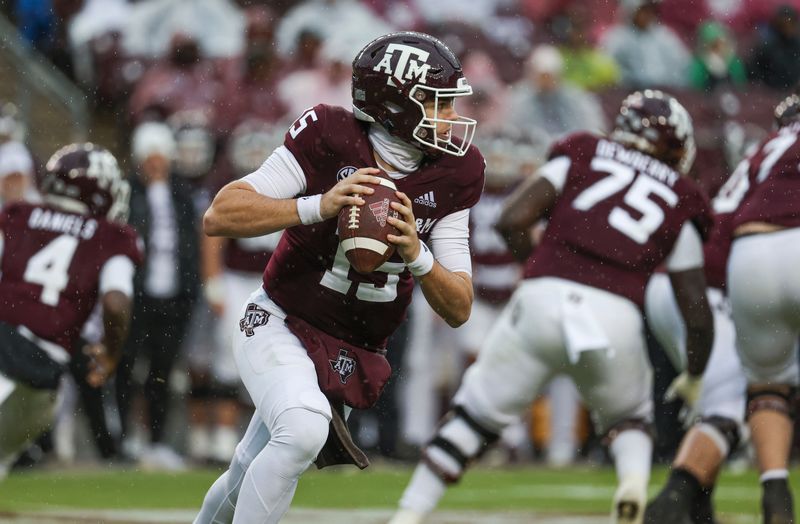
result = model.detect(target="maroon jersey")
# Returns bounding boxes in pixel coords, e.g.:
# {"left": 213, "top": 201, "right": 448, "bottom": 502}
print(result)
{"left": 702, "top": 211, "right": 734, "bottom": 291}
{"left": 525, "top": 133, "right": 712, "bottom": 307}
{"left": 730, "top": 123, "right": 800, "bottom": 230}
{"left": 470, "top": 186, "right": 520, "bottom": 304}
{"left": 263, "top": 105, "right": 485, "bottom": 348}
{"left": 0, "top": 203, "right": 143, "bottom": 352}
{"left": 224, "top": 234, "right": 280, "bottom": 273}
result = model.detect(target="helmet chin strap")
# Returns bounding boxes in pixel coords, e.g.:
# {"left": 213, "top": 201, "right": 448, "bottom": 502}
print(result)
{"left": 368, "top": 123, "right": 424, "bottom": 174}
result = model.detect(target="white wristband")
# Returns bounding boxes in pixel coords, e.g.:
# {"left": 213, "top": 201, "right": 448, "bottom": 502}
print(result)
{"left": 407, "top": 241, "right": 434, "bottom": 277}
{"left": 297, "top": 194, "right": 323, "bottom": 225}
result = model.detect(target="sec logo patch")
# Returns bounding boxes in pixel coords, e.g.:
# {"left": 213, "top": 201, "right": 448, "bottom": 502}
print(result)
{"left": 336, "top": 166, "right": 358, "bottom": 181}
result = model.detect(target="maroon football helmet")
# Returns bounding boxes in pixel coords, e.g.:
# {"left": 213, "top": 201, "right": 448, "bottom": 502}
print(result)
{"left": 775, "top": 94, "right": 800, "bottom": 128}
{"left": 41, "top": 143, "right": 130, "bottom": 222}
{"left": 352, "top": 31, "right": 476, "bottom": 156}
{"left": 611, "top": 90, "right": 696, "bottom": 175}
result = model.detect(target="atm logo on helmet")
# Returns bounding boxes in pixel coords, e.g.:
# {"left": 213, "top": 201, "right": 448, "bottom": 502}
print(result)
{"left": 373, "top": 44, "right": 431, "bottom": 86}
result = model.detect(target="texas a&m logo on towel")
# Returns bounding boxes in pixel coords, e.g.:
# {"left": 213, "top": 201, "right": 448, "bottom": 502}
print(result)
{"left": 329, "top": 349, "right": 356, "bottom": 384}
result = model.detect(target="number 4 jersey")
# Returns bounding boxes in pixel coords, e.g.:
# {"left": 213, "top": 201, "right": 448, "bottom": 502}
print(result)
{"left": 527, "top": 132, "right": 712, "bottom": 307}
{"left": 0, "top": 202, "right": 143, "bottom": 353}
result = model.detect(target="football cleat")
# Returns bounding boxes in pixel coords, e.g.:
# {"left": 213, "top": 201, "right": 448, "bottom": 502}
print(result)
{"left": 614, "top": 475, "right": 648, "bottom": 524}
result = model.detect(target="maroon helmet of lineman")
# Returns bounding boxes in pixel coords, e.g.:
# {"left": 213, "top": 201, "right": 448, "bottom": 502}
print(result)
{"left": 352, "top": 31, "right": 476, "bottom": 156}
{"left": 775, "top": 94, "right": 800, "bottom": 128}
{"left": 611, "top": 90, "right": 696, "bottom": 175}
{"left": 41, "top": 143, "right": 130, "bottom": 222}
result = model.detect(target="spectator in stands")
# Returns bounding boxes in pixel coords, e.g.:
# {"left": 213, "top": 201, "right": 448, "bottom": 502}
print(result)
{"left": 215, "top": 6, "right": 287, "bottom": 136}
{"left": 128, "top": 33, "right": 223, "bottom": 125}
{"left": 689, "top": 21, "right": 747, "bottom": 92}
{"left": 507, "top": 45, "right": 606, "bottom": 146}
{"left": 275, "top": 0, "right": 392, "bottom": 62}
{"left": 0, "top": 141, "right": 36, "bottom": 206}
{"left": 116, "top": 122, "right": 199, "bottom": 471}
{"left": 748, "top": 5, "right": 800, "bottom": 90}
{"left": 277, "top": 38, "right": 352, "bottom": 117}
{"left": 550, "top": 4, "right": 620, "bottom": 91}
{"left": 602, "top": 0, "right": 691, "bottom": 88}
{"left": 460, "top": 50, "right": 511, "bottom": 136}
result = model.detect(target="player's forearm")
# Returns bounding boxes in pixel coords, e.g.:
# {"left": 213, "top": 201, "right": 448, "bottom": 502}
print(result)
{"left": 204, "top": 182, "right": 302, "bottom": 238}
{"left": 685, "top": 313, "right": 714, "bottom": 376}
{"left": 418, "top": 267, "right": 473, "bottom": 328}
{"left": 101, "top": 290, "right": 132, "bottom": 362}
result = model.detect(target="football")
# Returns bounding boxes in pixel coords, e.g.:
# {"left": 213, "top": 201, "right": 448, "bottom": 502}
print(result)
{"left": 338, "top": 173, "right": 402, "bottom": 274}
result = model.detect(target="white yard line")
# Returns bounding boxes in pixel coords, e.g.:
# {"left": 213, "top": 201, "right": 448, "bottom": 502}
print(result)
{"left": 0, "top": 508, "right": 755, "bottom": 524}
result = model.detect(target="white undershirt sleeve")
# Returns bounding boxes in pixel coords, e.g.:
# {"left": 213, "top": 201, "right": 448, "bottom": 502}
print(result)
{"left": 240, "top": 145, "right": 307, "bottom": 198}
{"left": 665, "top": 221, "right": 704, "bottom": 272}
{"left": 99, "top": 255, "right": 135, "bottom": 298}
{"left": 428, "top": 208, "right": 472, "bottom": 276}
{"left": 536, "top": 156, "right": 572, "bottom": 194}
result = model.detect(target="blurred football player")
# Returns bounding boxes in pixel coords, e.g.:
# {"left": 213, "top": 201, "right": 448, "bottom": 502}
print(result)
{"left": 722, "top": 94, "right": 800, "bottom": 524}
{"left": 0, "top": 143, "right": 141, "bottom": 478}
{"left": 188, "top": 120, "right": 284, "bottom": 464}
{"left": 390, "top": 90, "right": 714, "bottom": 524}
{"left": 194, "top": 32, "right": 485, "bottom": 524}
{"left": 643, "top": 205, "right": 745, "bottom": 523}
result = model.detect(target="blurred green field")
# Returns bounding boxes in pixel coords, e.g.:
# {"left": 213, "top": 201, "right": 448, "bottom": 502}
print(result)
{"left": 0, "top": 464, "right": 770, "bottom": 519}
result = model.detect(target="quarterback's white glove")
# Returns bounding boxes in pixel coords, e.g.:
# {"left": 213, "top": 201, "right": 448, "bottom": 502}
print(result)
{"left": 664, "top": 372, "right": 703, "bottom": 425}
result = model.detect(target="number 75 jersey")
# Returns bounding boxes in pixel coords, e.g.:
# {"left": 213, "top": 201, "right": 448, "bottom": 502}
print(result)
{"left": 0, "top": 202, "right": 143, "bottom": 353}
{"left": 525, "top": 132, "right": 712, "bottom": 307}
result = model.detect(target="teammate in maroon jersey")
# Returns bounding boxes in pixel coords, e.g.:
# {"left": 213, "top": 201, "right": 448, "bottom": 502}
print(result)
{"left": 644, "top": 207, "right": 745, "bottom": 524}
{"left": 0, "top": 143, "right": 141, "bottom": 478}
{"left": 722, "top": 94, "right": 800, "bottom": 524}
{"left": 194, "top": 32, "right": 484, "bottom": 524}
{"left": 390, "top": 90, "right": 714, "bottom": 524}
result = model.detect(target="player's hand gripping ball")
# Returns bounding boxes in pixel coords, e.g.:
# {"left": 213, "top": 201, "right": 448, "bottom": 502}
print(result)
{"left": 338, "top": 172, "right": 402, "bottom": 274}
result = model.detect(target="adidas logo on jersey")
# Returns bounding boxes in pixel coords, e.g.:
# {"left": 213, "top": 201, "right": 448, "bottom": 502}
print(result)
{"left": 414, "top": 191, "right": 437, "bottom": 208}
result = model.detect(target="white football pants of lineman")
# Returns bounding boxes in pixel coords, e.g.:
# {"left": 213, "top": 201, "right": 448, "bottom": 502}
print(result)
{"left": 454, "top": 277, "right": 652, "bottom": 435}
{"left": 728, "top": 228, "right": 800, "bottom": 386}
{"left": 454, "top": 296, "right": 580, "bottom": 462}
{"left": 644, "top": 274, "right": 747, "bottom": 426}
{"left": 194, "top": 287, "right": 331, "bottom": 524}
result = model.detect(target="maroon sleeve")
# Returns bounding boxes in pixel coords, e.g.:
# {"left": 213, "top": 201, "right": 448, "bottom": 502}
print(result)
{"left": 453, "top": 146, "right": 486, "bottom": 211}
{"left": 682, "top": 180, "right": 714, "bottom": 241}
{"left": 110, "top": 223, "right": 145, "bottom": 267}
{"left": 282, "top": 104, "right": 331, "bottom": 185}
{"left": 547, "top": 131, "right": 597, "bottom": 162}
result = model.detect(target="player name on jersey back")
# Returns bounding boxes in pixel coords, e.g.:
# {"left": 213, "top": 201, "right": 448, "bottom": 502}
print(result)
{"left": 595, "top": 138, "right": 679, "bottom": 187}
{"left": 28, "top": 207, "right": 98, "bottom": 240}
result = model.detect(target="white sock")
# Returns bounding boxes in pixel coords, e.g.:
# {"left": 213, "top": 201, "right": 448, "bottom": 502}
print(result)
{"left": 609, "top": 429, "right": 652, "bottom": 483}
{"left": 761, "top": 469, "right": 790, "bottom": 483}
{"left": 398, "top": 463, "right": 448, "bottom": 514}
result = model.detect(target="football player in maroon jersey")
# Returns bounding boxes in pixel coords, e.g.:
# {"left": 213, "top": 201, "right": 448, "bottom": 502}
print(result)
{"left": 390, "top": 90, "right": 714, "bottom": 524}
{"left": 0, "top": 143, "right": 141, "bottom": 478}
{"left": 643, "top": 210, "right": 744, "bottom": 524}
{"left": 194, "top": 32, "right": 485, "bottom": 524}
{"left": 722, "top": 94, "right": 800, "bottom": 524}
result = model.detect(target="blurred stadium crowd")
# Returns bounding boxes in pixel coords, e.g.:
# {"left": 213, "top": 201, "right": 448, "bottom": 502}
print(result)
{"left": 1, "top": 0, "right": 800, "bottom": 474}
